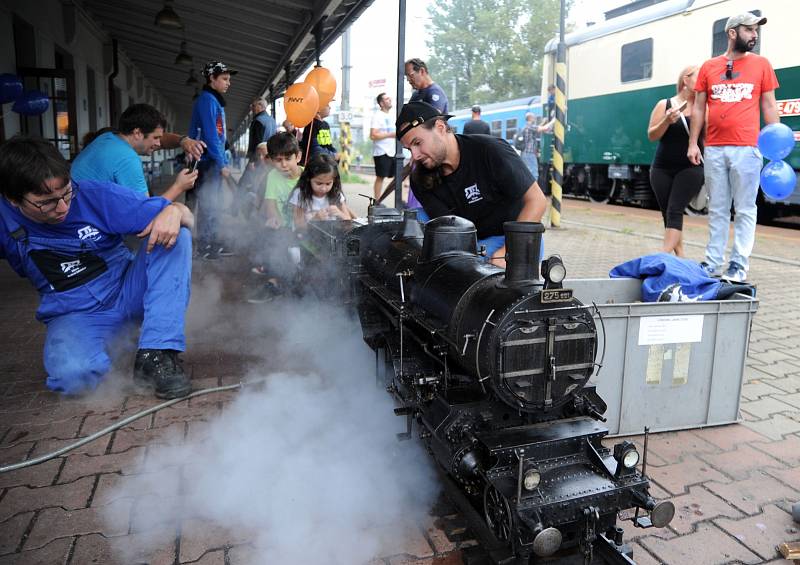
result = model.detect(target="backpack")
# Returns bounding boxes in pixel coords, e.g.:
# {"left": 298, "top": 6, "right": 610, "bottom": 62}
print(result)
{"left": 513, "top": 132, "right": 526, "bottom": 151}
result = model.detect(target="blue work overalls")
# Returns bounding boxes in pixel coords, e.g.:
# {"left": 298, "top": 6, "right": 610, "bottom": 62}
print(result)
{"left": 0, "top": 181, "right": 192, "bottom": 394}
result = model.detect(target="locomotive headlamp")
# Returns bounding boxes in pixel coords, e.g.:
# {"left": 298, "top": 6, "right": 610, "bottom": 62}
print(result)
{"left": 541, "top": 256, "right": 566, "bottom": 288}
{"left": 614, "top": 441, "right": 640, "bottom": 475}
{"left": 523, "top": 468, "right": 541, "bottom": 491}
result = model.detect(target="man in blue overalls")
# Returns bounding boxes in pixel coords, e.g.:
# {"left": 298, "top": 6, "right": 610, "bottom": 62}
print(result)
{"left": 0, "top": 137, "right": 194, "bottom": 398}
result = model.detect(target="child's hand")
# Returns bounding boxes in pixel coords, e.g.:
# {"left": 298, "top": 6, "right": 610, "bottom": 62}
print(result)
{"left": 327, "top": 205, "right": 344, "bottom": 219}
{"left": 265, "top": 217, "right": 281, "bottom": 229}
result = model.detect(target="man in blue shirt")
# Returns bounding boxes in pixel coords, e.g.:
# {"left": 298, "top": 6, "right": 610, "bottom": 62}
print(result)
{"left": 0, "top": 137, "right": 195, "bottom": 399}
{"left": 188, "top": 61, "right": 236, "bottom": 260}
{"left": 405, "top": 58, "right": 449, "bottom": 113}
{"left": 72, "top": 104, "right": 200, "bottom": 201}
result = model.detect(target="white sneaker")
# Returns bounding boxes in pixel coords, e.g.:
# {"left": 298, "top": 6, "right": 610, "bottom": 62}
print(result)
{"left": 721, "top": 262, "right": 746, "bottom": 283}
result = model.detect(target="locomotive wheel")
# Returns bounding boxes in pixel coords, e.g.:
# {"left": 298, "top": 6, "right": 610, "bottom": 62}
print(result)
{"left": 375, "top": 337, "right": 396, "bottom": 389}
{"left": 685, "top": 184, "right": 708, "bottom": 216}
{"left": 483, "top": 484, "right": 513, "bottom": 542}
{"left": 588, "top": 178, "right": 616, "bottom": 204}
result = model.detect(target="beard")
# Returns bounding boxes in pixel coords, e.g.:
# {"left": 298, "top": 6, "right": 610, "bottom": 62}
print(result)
{"left": 733, "top": 31, "right": 756, "bottom": 53}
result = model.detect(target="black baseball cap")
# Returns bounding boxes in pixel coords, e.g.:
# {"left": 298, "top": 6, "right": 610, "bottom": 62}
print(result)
{"left": 471, "top": 105, "right": 481, "bottom": 113}
{"left": 396, "top": 101, "right": 453, "bottom": 139}
{"left": 202, "top": 61, "right": 238, "bottom": 78}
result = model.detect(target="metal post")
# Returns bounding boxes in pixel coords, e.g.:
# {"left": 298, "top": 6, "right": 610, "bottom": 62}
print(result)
{"left": 340, "top": 27, "right": 352, "bottom": 175}
{"left": 550, "top": 0, "right": 567, "bottom": 228}
{"left": 394, "top": 0, "right": 407, "bottom": 209}
{"left": 341, "top": 28, "right": 351, "bottom": 111}
{"left": 313, "top": 21, "right": 323, "bottom": 67}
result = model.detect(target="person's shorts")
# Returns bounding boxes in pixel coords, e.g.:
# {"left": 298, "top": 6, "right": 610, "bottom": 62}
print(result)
{"left": 373, "top": 154, "right": 396, "bottom": 178}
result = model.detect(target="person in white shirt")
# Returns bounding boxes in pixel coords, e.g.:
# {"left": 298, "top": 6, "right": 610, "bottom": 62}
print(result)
{"left": 370, "top": 92, "right": 396, "bottom": 200}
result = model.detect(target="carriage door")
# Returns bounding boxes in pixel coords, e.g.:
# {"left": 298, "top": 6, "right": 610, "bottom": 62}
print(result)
{"left": 16, "top": 67, "right": 79, "bottom": 160}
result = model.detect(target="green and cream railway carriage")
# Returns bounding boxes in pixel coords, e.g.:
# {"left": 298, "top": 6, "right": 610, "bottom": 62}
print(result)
{"left": 540, "top": 0, "right": 799, "bottom": 218}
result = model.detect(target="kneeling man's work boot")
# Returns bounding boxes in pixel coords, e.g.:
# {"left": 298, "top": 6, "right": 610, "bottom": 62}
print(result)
{"left": 134, "top": 349, "right": 192, "bottom": 399}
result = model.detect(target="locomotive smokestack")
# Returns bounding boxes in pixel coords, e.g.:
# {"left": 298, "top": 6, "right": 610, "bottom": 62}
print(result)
{"left": 502, "top": 222, "right": 545, "bottom": 286}
{"left": 400, "top": 208, "right": 424, "bottom": 239}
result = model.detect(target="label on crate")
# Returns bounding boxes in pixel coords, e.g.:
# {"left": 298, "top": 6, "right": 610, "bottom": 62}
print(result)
{"left": 638, "top": 314, "right": 703, "bottom": 345}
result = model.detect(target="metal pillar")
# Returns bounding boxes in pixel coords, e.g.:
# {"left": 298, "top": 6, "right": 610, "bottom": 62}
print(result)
{"left": 550, "top": 0, "right": 567, "bottom": 227}
{"left": 340, "top": 27, "right": 352, "bottom": 174}
{"left": 394, "top": 0, "right": 407, "bottom": 209}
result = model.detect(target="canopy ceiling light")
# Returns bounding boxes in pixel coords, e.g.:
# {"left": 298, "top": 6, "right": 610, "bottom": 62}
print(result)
{"left": 174, "top": 41, "right": 193, "bottom": 65}
{"left": 185, "top": 69, "right": 198, "bottom": 86}
{"left": 154, "top": 0, "right": 183, "bottom": 29}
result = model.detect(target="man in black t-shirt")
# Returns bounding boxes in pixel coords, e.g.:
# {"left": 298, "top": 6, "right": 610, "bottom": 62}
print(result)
{"left": 462, "top": 105, "right": 491, "bottom": 135}
{"left": 397, "top": 101, "right": 547, "bottom": 267}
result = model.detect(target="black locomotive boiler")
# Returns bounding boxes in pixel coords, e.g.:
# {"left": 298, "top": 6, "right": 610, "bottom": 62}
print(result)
{"left": 304, "top": 208, "right": 675, "bottom": 564}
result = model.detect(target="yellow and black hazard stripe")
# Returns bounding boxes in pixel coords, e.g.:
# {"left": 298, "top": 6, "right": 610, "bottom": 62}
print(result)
{"left": 550, "top": 59, "right": 566, "bottom": 228}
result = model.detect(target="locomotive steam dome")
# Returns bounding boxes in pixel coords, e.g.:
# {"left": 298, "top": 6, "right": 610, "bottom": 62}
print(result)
{"left": 421, "top": 216, "right": 478, "bottom": 262}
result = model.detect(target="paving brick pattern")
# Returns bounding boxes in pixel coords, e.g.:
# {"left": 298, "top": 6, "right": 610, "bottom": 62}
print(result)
{"left": 0, "top": 190, "right": 798, "bottom": 564}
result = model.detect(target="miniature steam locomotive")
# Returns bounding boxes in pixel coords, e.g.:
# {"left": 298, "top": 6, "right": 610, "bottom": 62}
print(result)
{"left": 304, "top": 208, "right": 675, "bottom": 564}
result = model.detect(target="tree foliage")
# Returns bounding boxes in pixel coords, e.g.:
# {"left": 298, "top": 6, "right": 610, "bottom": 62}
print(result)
{"left": 426, "top": 0, "right": 572, "bottom": 110}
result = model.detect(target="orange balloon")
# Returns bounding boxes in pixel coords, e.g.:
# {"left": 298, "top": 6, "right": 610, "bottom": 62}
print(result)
{"left": 284, "top": 82, "right": 319, "bottom": 128}
{"left": 304, "top": 66, "right": 337, "bottom": 107}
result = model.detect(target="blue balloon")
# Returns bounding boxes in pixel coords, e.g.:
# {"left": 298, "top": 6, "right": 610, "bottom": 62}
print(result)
{"left": 11, "top": 90, "right": 50, "bottom": 116}
{"left": 0, "top": 73, "right": 23, "bottom": 104}
{"left": 757, "top": 123, "right": 796, "bottom": 161}
{"left": 760, "top": 160, "right": 797, "bottom": 201}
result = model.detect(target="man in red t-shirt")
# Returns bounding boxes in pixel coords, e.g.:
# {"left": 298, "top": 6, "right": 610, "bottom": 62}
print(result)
{"left": 687, "top": 12, "right": 779, "bottom": 283}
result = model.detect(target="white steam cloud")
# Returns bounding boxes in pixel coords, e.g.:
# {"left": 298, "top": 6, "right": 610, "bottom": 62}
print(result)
{"left": 102, "top": 294, "right": 439, "bottom": 564}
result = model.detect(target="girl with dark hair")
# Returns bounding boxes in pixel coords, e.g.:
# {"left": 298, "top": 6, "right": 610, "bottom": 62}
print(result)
{"left": 289, "top": 154, "right": 355, "bottom": 229}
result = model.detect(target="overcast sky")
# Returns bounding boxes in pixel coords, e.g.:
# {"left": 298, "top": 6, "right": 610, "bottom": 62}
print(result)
{"left": 276, "top": 0, "right": 627, "bottom": 118}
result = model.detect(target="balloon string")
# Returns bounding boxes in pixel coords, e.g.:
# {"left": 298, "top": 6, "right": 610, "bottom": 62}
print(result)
{"left": 303, "top": 120, "right": 314, "bottom": 166}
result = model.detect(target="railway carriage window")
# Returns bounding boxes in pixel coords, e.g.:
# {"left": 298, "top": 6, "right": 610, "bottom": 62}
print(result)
{"left": 491, "top": 120, "right": 502, "bottom": 138}
{"left": 506, "top": 118, "right": 517, "bottom": 141}
{"left": 712, "top": 11, "right": 761, "bottom": 56}
{"left": 621, "top": 38, "right": 653, "bottom": 83}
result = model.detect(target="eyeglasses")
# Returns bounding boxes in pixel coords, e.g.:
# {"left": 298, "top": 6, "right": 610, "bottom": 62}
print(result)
{"left": 23, "top": 182, "right": 76, "bottom": 213}
{"left": 725, "top": 59, "right": 733, "bottom": 80}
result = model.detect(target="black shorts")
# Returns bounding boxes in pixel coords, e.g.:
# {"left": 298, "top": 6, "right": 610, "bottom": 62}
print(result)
{"left": 373, "top": 154, "right": 396, "bottom": 178}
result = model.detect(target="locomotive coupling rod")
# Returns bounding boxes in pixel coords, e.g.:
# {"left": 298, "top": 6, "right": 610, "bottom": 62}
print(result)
{"left": 581, "top": 506, "right": 600, "bottom": 565}
{"left": 634, "top": 426, "right": 651, "bottom": 524}
{"left": 594, "top": 534, "right": 636, "bottom": 565}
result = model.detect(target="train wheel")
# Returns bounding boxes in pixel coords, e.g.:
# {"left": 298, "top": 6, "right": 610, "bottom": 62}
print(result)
{"left": 588, "top": 178, "right": 616, "bottom": 204}
{"left": 375, "top": 337, "right": 396, "bottom": 389}
{"left": 483, "top": 484, "right": 513, "bottom": 542}
{"left": 686, "top": 184, "right": 708, "bottom": 216}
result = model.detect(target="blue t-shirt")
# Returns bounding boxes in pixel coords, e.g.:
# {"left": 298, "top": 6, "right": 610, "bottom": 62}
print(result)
{"left": 0, "top": 180, "right": 169, "bottom": 321}
{"left": 71, "top": 132, "right": 149, "bottom": 196}
{"left": 410, "top": 83, "right": 449, "bottom": 113}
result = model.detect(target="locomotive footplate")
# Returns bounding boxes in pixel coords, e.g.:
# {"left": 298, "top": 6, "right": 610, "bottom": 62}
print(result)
{"left": 435, "top": 462, "right": 639, "bottom": 565}
{"left": 471, "top": 418, "right": 651, "bottom": 563}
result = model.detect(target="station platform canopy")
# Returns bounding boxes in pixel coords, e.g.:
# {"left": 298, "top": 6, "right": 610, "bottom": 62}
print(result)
{"left": 82, "top": 0, "right": 376, "bottom": 131}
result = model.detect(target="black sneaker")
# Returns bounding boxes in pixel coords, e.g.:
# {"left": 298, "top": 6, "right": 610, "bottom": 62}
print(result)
{"left": 133, "top": 349, "right": 192, "bottom": 399}
{"left": 246, "top": 282, "right": 283, "bottom": 304}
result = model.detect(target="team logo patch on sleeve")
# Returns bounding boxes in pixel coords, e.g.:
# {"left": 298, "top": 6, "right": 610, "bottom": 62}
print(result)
{"left": 77, "top": 225, "right": 101, "bottom": 241}
{"left": 463, "top": 184, "right": 483, "bottom": 204}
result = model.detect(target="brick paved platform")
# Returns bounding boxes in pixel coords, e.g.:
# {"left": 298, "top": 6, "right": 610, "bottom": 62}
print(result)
{"left": 1, "top": 183, "right": 798, "bottom": 564}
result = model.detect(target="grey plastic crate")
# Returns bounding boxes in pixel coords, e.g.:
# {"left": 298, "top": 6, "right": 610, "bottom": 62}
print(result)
{"left": 566, "top": 278, "right": 759, "bottom": 436}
